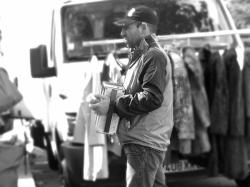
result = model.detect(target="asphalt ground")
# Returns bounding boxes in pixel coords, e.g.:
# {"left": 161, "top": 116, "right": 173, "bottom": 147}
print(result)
{"left": 31, "top": 162, "right": 63, "bottom": 187}
{"left": 30, "top": 161, "right": 238, "bottom": 187}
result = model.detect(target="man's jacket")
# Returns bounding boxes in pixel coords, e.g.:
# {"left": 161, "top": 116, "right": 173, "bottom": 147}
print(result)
{"left": 115, "top": 35, "right": 173, "bottom": 151}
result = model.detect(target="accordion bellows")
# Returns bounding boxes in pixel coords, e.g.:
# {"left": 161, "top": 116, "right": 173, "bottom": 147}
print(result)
{"left": 95, "top": 82, "right": 124, "bottom": 135}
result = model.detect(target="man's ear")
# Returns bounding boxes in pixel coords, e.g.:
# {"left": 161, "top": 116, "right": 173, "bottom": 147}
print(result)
{"left": 141, "top": 22, "right": 150, "bottom": 36}
{"left": 141, "top": 23, "right": 147, "bottom": 31}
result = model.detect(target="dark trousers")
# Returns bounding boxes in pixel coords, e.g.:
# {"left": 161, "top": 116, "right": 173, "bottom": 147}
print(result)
{"left": 123, "top": 144, "right": 167, "bottom": 187}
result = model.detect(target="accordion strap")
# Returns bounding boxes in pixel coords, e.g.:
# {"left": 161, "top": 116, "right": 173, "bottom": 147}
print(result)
{"left": 104, "top": 89, "right": 117, "bottom": 133}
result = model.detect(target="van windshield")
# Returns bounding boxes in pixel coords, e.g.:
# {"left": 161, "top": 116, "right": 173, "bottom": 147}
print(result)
{"left": 61, "top": 0, "right": 233, "bottom": 62}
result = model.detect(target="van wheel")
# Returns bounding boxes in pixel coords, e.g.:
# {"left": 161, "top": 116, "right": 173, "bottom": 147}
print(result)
{"left": 44, "top": 132, "right": 59, "bottom": 170}
{"left": 235, "top": 173, "right": 250, "bottom": 187}
{"left": 54, "top": 127, "right": 64, "bottom": 172}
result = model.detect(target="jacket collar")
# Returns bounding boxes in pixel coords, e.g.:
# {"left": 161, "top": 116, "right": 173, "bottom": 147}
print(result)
{"left": 132, "top": 34, "right": 157, "bottom": 53}
{"left": 129, "top": 34, "right": 158, "bottom": 65}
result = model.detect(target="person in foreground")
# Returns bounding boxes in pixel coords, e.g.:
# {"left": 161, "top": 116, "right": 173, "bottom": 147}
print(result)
{"left": 88, "top": 5, "right": 173, "bottom": 187}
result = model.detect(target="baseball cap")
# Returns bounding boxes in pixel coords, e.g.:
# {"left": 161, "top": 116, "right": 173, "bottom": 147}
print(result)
{"left": 114, "top": 5, "right": 159, "bottom": 27}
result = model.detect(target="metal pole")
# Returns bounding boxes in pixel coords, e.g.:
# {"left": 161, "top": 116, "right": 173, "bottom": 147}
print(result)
{"left": 81, "top": 29, "right": 250, "bottom": 47}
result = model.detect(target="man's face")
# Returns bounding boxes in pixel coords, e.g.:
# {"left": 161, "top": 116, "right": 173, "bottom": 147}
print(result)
{"left": 120, "top": 22, "right": 142, "bottom": 48}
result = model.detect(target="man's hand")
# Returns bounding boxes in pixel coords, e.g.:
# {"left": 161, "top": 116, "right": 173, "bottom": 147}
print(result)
{"left": 88, "top": 94, "right": 110, "bottom": 116}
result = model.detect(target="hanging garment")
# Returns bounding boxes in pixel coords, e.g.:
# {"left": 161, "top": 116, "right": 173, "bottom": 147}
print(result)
{"left": 199, "top": 48, "right": 229, "bottom": 135}
{"left": 223, "top": 136, "right": 249, "bottom": 180}
{"left": 207, "top": 135, "right": 223, "bottom": 177}
{"left": 222, "top": 48, "right": 249, "bottom": 180}
{"left": 104, "top": 53, "right": 123, "bottom": 83}
{"left": 209, "top": 52, "right": 229, "bottom": 135}
{"left": 73, "top": 71, "right": 92, "bottom": 144}
{"left": 84, "top": 55, "right": 108, "bottom": 181}
{"left": 199, "top": 46, "right": 214, "bottom": 104}
{"left": 73, "top": 55, "right": 109, "bottom": 181}
{"left": 203, "top": 48, "right": 249, "bottom": 179}
{"left": 101, "top": 61, "right": 110, "bottom": 83}
{"left": 243, "top": 51, "right": 250, "bottom": 139}
{"left": 169, "top": 50, "right": 195, "bottom": 154}
{"left": 183, "top": 47, "right": 211, "bottom": 155}
{"left": 223, "top": 48, "right": 245, "bottom": 136}
{"left": 83, "top": 101, "right": 109, "bottom": 181}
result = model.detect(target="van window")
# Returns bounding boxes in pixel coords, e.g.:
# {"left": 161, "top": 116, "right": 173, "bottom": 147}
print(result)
{"left": 61, "top": 0, "right": 233, "bottom": 62}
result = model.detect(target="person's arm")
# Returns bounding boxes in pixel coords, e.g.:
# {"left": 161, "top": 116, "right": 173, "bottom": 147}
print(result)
{"left": 114, "top": 49, "right": 168, "bottom": 119}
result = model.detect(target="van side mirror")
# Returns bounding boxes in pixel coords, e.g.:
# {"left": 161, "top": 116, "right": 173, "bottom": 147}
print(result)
{"left": 30, "top": 45, "right": 56, "bottom": 78}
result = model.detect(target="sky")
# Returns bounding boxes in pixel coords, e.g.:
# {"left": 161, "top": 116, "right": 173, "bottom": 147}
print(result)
{"left": 0, "top": 0, "right": 52, "bottom": 72}
{"left": 0, "top": 0, "right": 56, "bottom": 120}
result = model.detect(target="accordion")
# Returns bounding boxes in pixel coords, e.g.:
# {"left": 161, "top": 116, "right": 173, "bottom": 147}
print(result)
{"left": 95, "top": 81, "right": 124, "bottom": 135}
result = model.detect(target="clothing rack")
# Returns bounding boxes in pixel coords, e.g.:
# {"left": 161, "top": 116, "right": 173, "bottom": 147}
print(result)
{"left": 81, "top": 29, "right": 250, "bottom": 47}
{"left": 158, "top": 28, "right": 250, "bottom": 40}
{"left": 82, "top": 29, "right": 250, "bottom": 69}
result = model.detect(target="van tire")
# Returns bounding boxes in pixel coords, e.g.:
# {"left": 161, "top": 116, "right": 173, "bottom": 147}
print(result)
{"left": 44, "top": 132, "right": 59, "bottom": 170}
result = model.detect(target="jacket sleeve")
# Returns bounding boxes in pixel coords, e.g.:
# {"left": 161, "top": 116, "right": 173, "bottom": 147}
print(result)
{"left": 114, "top": 49, "right": 168, "bottom": 119}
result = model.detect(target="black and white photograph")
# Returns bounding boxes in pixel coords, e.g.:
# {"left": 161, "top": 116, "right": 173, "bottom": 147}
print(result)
{"left": 0, "top": 0, "right": 249, "bottom": 187}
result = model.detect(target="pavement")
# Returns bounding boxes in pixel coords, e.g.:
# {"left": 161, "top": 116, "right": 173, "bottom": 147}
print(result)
{"left": 31, "top": 162, "right": 62, "bottom": 187}
{"left": 17, "top": 150, "right": 62, "bottom": 187}
{"left": 20, "top": 157, "right": 238, "bottom": 187}
{"left": 17, "top": 155, "right": 36, "bottom": 187}
{"left": 17, "top": 149, "right": 238, "bottom": 187}
{"left": 23, "top": 163, "right": 238, "bottom": 187}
